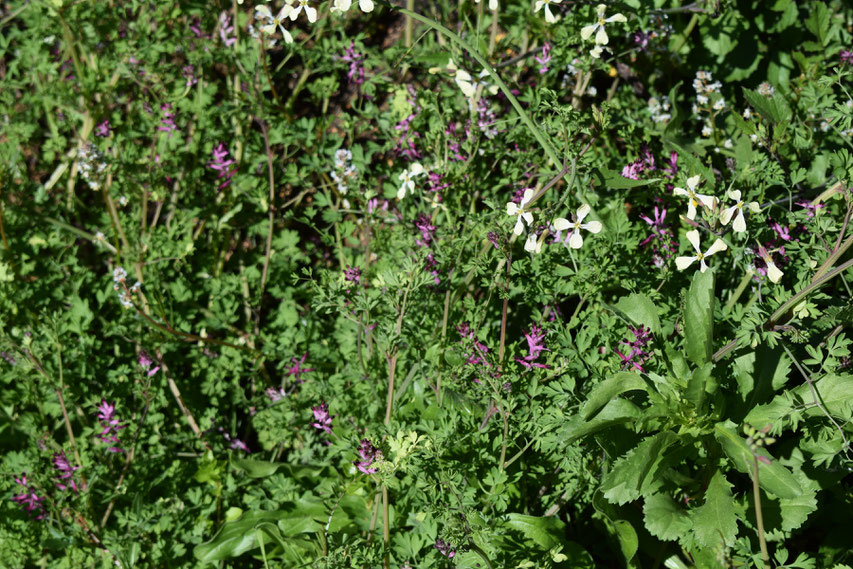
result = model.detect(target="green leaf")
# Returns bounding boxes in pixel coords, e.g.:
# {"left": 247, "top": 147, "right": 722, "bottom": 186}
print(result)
{"left": 194, "top": 511, "right": 284, "bottom": 564}
{"left": 581, "top": 372, "right": 648, "bottom": 420}
{"left": 611, "top": 293, "right": 662, "bottom": 337}
{"left": 742, "top": 89, "right": 792, "bottom": 123}
{"left": 601, "top": 432, "right": 678, "bottom": 505}
{"left": 684, "top": 269, "right": 714, "bottom": 366}
{"left": 601, "top": 168, "right": 659, "bottom": 189}
{"left": 613, "top": 520, "right": 638, "bottom": 563}
{"left": 690, "top": 471, "right": 738, "bottom": 548}
{"left": 503, "top": 513, "right": 565, "bottom": 549}
{"left": 714, "top": 422, "right": 802, "bottom": 499}
{"left": 804, "top": 1, "right": 830, "bottom": 45}
{"left": 643, "top": 493, "right": 692, "bottom": 541}
{"left": 562, "top": 398, "right": 641, "bottom": 442}
{"left": 686, "top": 362, "right": 714, "bottom": 409}
{"left": 232, "top": 459, "right": 285, "bottom": 478}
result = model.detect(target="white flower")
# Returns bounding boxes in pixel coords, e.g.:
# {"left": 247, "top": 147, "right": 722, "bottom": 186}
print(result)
{"left": 534, "top": 0, "right": 561, "bottom": 24}
{"left": 475, "top": 0, "right": 498, "bottom": 9}
{"left": 589, "top": 45, "right": 605, "bottom": 59}
{"left": 701, "top": 125, "right": 713, "bottom": 137}
{"left": 713, "top": 98, "right": 726, "bottom": 111}
{"left": 757, "top": 246, "right": 783, "bottom": 283}
{"left": 675, "top": 230, "right": 727, "bottom": 272}
{"left": 454, "top": 68, "right": 499, "bottom": 99}
{"left": 673, "top": 175, "right": 716, "bottom": 220}
{"left": 757, "top": 82, "right": 775, "bottom": 97}
{"left": 553, "top": 204, "right": 602, "bottom": 249}
{"left": 289, "top": 0, "right": 317, "bottom": 23}
{"left": 506, "top": 188, "right": 535, "bottom": 236}
{"left": 719, "top": 190, "right": 760, "bottom": 233}
{"left": 330, "top": 0, "right": 374, "bottom": 13}
{"left": 580, "top": 4, "right": 627, "bottom": 45}
{"left": 524, "top": 233, "right": 542, "bottom": 253}
{"left": 743, "top": 108, "right": 752, "bottom": 119}
{"left": 255, "top": 5, "right": 294, "bottom": 43}
{"left": 397, "top": 163, "right": 425, "bottom": 200}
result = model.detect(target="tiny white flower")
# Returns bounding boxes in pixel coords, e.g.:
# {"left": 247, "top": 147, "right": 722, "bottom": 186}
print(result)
{"left": 524, "top": 233, "right": 542, "bottom": 253}
{"left": 743, "top": 108, "right": 752, "bottom": 119}
{"left": 289, "top": 0, "right": 317, "bottom": 23}
{"left": 589, "top": 45, "right": 605, "bottom": 59}
{"left": 580, "top": 4, "right": 627, "bottom": 45}
{"left": 675, "top": 230, "right": 727, "bottom": 272}
{"left": 256, "top": 5, "right": 294, "bottom": 43}
{"left": 534, "top": 0, "right": 562, "bottom": 24}
{"left": 723, "top": 138, "right": 733, "bottom": 149}
{"left": 397, "top": 163, "right": 425, "bottom": 200}
{"left": 757, "top": 82, "right": 775, "bottom": 97}
{"left": 701, "top": 125, "right": 713, "bottom": 137}
{"left": 506, "top": 188, "right": 535, "bottom": 236}
{"left": 696, "top": 94, "right": 709, "bottom": 105}
{"left": 553, "top": 204, "right": 602, "bottom": 249}
{"left": 719, "top": 189, "right": 760, "bottom": 233}
{"left": 673, "top": 175, "right": 716, "bottom": 220}
{"left": 757, "top": 246, "right": 783, "bottom": 283}
{"left": 454, "top": 68, "right": 499, "bottom": 99}
{"left": 587, "top": 86, "right": 598, "bottom": 96}
{"left": 330, "top": 0, "right": 374, "bottom": 13}
{"left": 475, "top": 0, "right": 499, "bottom": 10}
{"left": 713, "top": 98, "right": 726, "bottom": 111}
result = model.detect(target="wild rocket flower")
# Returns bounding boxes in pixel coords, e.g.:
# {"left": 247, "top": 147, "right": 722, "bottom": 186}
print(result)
{"left": 675, "top": 230, "right": 727, "bottom": 272}
{"left": 11, "top": 474, "right": 45, "bottom": 520}
{"left": 506, "top": 188, "right": 535, "bottom": 236}
{"left": 397, "top": 163, "right": 425, "bottom": 200}
{"left": 255, "top": 5, "right": 295, "bottom": 43}
{"left": 673, "top": 175, "right": 715, "bottom": 220}
{"left": 454, "top": 67, "right": 499, "bottom": 99}
{"left": 553, "top": 204, "right": 603, "bottom": 249}
{"left": 330, "top": 0, "right": 375, "bottom": 13}
{"left": 53, "top": 451, "right": 80, "bottom": 493}
{"left": 289, "top": 0, "right": 318, "bottom": 23}
{"left": 581, "top": 4, "right": 628, "bottom": 47}
{"left": 534, "top": 0, "right": 561, "bottom": 24}
{"left": 719, "top": 190, "right": 760, "bottom": 233}
{"left": 311, "top": 402, "right": 334, "bottom": 434}
{"left": 96, "top": 400, "right": 126, "bottom": 453}
{"left": 755, "top": 246, "right": 784, "bottom": 283}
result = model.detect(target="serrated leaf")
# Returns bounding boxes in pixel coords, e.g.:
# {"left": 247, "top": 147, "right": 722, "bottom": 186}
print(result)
{"left": 684, "top": 269, "right": 714, "bottom": 366}
{"left": 581, "top": 372, "right": 648, "bottom": 420}
{"left": 611, "top": 293, "right": 662, "bottom": 337}
{"left": 742, "top": 89, "right": 792, "bottom": 123}
{"left": 601, "top": 432, "right": 678, "bottom": 505}
{"left": 644, "top": 493, "right": 692, "bottom": 541}
{"left": 562, "top": 398, "right": 641, "bottom": 442}
{"left": 714, "top": 422, "right": 802, "bottom": 499}
{"left": 686, "top": 361, "right": 714, "bottom": 409}
{"left": 690, "top": 471, "right": 738, "bottom": 548}
{"left": 503, "top": 513, "right": 565, "bottom": 549}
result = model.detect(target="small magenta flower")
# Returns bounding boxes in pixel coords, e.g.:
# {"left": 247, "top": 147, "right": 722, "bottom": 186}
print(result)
{"left": 841, "top": 49, "right": 853, "bottom": 65}
{"left": 137, "top": 351, "right": 160, "bottom": 376}
{"left": 286, "top": 353, "right": 314, "bottom": 383}
{"left": 219, "top": 12, "right": 236, "bottom": 47}
{"left": 515, "top": 325, "right": 551, "bottom": 369}
{"left": 435, "top": 539, "right": 456, "bottom": 559}
{"left": 457, "top": 322, "right": 490, "bottom": 367}
{"left": 11, "top": 474, "right": 45, "bottom": 520}
{"left": 266, "top": 387, "right": 286, "bottom": 401}
{"left": 53, "top": 451, "right": 80, "bottom": 493}
{"left": 158, "top": 104, "right": 178, "bottom": 137}
{"left": 354, "top": 439, "right": 380, "bottom": 474}
{"left": 614, "top": 325, "right": 653, "bottom": 372}
{"left": 675, "top": 230, "right": 727, "bottom": 272}
{"left": 344, "top": 266, "right": 361, "bottom": 284}
{"left": 208, "top": 142, "right": 237, "bottom": 190}
{"left": 415, "top": 214, "right": 436, "bottom": 246}
{"left": 311, "top": 402, "right": 334, "bottom": 434}
{"left": 95, "top": 120, "right": 111, "bottom": 137}
{"left": 535, "top": 42, "right": 552, "bottom": 74}
{"left": 97, "top": 400, "right": 127, "bottom": 453}
{"left": 338, "top": 42, "right": 365, "bottom": 85}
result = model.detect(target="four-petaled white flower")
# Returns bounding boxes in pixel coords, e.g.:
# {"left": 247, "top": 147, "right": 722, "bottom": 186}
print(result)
{"left": 756, "top": 246, "right": 784, "bottom": 283}
{"left": 719, "top": 189, "right": 760, "bottom": 233}
{"left": 397, "top": 163, "right": 425, "bottom": 200}
{"left": 506, "top": 188, "right": 535, "bottom": 236}
{"left": 534, "top": 0, "right": 562, "bottom": 24}
{"left": 675, "top": 230, "right": 727, "bottom": 272}
{"left": 475, "top": 0, "right": 499, "bottom": 10}
{"left": 525, "top": 233, "right": 542, "bottom": 254}
{"left": 581, "top": 4, "right": 627, "bottom": 46}
{"left": 454, "top": 69, "right": 499, "bottom": 99}
{"left": 289, "top": 0, "right": 317, "bottom": 23}
{"left": 255, "top": 5, "right": 294, "bottom": 43}
{"left": 673, "top": 175, "right": 716, "bottom": 220}
{"left": 330, "top": 0, "right": 374, "bottom": 13}
{"left": 553, "top": 204, "right": 602, "bottom": 249}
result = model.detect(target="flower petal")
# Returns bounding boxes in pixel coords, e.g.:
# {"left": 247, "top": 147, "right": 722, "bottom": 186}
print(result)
{"left": 704, "top": 238, "right": 728, "bottom": 257}
{"left": 553, "top": 217, "right": 570, "bottom": 231}
{"left": 583, "top": 220, "right": 602, "bottom": 234}
{"left": 696, "top": 193, "right": 716, "bottom": 209}
{"left": 306, "top": 6, "right": 317, "bottom": 22}
{"left": 513, "top": 217, "right": 524, "bottom": 236}
{"left": 410, "top": 163, "right": 424, "bottom": 176}
{"left": 728, "top": 189, "right": 741, "bottom": 201}
{"left": 606, "top": 13, "right": 627, "bottom": 23}
{"left": 732, "top": 211, "right": 747, "bottom": 233}
{"left": 569, "top": 231, "right": 583, "bottom": 249}
{"left": 675, "top": 256, "right": 696, "bottom": 270}
{"left": 522, "top": 211, "right": 534, "bottom": 226}
{"left": 720, "top": 206, "right": 735, "bottom": 226}
{"left": 767, "top": 262, "right": 784, "bottom": 283}
{"left": 685, "top": 229, "right": 701, "bottom": 253}
{"left": 360, "top": 0, "right": 374, "bottom": 12}
{"left": 576, "top": 203, "right": 591, "bottom": 222}
{"left": 507, "top": 202, "right": 519, "bottom": 215}
{"left": 521, "top": 188, "right": 535, "bottom": 206}
{"left": 524, "top": 234, "right": 540, "bottom": 253}
{"left": 686, "top": 175, "right": 701, "bottom": 191}
{"left": 580, "top": 24, "right": 597, "bottom": 40}
{"left": 595, "top": 26, "right": 609, "bottom": 45}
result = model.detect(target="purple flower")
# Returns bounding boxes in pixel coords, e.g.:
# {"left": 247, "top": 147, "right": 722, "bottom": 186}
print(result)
{"left": 137, "top": 351, "right": 160, "bottom": 376}
{"left": 663, "top": 151, "right": 678, "bottom": 180}
{"left": 487, "top": 231, "right": 501, "bottom": 249}
{"left": 354, "top": 439, "right": 380, "bottom": 474}
{"left": 515, "top": 325, "right": 551, "bottom": 369}
{"left": 311, "top": 401, "right": 334, "bottom": 434}
{"left": 424, "top": 253, "right": 441, "bottom": 285}
{"left": 435, "top": 539, "right": 456, "bottom": 559}
{"left": 338, "top": 42, "right": 365, "bottom": 85}
{"left": 285, "top": 353, "right": 314, "bottom": 383}
{"left": 158, "top": 104, "right": 178, "bottom": 137}
{"left": 11, "top": 474, "right": 44, "bottom": 520}
{"left": 841, "top": 49, "right": 853, "bottom": 65}
{"left": 457, "top": 322, "right": 490, "bottom": 368}
{"left": 95, "top": 120, "right": 111, "bottom": 137}
{"left": 266, "top": 387, "right": 286, "bottom": 402}
{"left": 183, "top": 65, "right": 198, "bottom": 88}
{"left": 219, "top": 12, "right": 236, "bottom": 47}
{"left": 414, "top": 214, "right": 436, "bottom": 247}
{"left": 345, "top": 266, "right": 361, "bottom": 284}
{"left": 208, "top": 142, "right": 237, "bottom": 190}
{"left": 96, "top": 400, "right": 127, "bottom": 453}
{"left": 796, "top": 201, "right": 824, "bottom": 218}
{"left": 767, "top": 218, "right": 791, "bottom": 241}
{"left": 621, "top": 161, "right": 643, "bottom": 180}
{"left": 535, "top": 42, "right": 551, "bottom": 74}
{"left": 633, "top": 30, "right": 653, "bottom": 51}
{"left": 613, "top": 325, "right": 653, "bottom": 372}
{"left": 52, "top": 451, "right": 80, "bottom": 493}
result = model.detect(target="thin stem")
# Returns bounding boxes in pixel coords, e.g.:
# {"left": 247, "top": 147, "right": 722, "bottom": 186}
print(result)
{"left": 257, "top": 119, "right": 276, "bottom": 299}
{"left": 752, "top": 457, "right": 771, "bottom": 569}
{"left": 382, "top": 485, "right": 390, "bottom": 569}
{"left": 385, "top": 281, "right": 412, "bottom": 425}
{"left": 672, "top": 13, "right": 699, "bottom": 53}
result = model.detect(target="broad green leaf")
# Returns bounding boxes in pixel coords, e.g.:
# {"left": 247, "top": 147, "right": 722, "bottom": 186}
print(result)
{"left": 714, "top": 422, "right": 802, "bottom": 499}
{"left": 690, "top": 471, "right": 738, "bottom": 548}
{"left": 601, "top": 432, "right": 678, "bottom": 505}
{"left": 795, "top": 374, "right": 853, "bottom": 421}
{"left": 232, "top": 459, "right": 284, "bottom": 478}
{"left": 562, "top": 398, "right": 641, "bottom": 442}
{"left": 643, "top": 493, "right": 692, "bottom": 541}
{"left": 612, "top": 293, "right": 662, "bottom": 337}
{"left": 581, "top": 372, "right": 648, "bottom": 420}
{"left": 503, "top": 513, "right": 565, "bottom": 549}
{"left": 686, "top": 362, "right": 714, "bottom": 409}
{"left": 684, "top": 269, "right": 714, "bottom": 366}
{"left": 742, "top": 89, "right": 792, "bottom": 123}
{"left": 613, "top": 520, "right": 638, "bottom": 563}
{"left": 194, "top": 511, "right": 284, "bottom": 564}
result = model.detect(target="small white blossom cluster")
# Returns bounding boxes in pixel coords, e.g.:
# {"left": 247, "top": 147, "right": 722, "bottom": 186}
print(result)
{"left": 692, "top": 71, "right": 724, "bottom": 137}
{"left": 331, "top": 149, "right": 358, "bottom": 199}
{"left": 76, "top": 143, "right": 107, "bottom": 190}
{"left": 580, "top": 4, "right": 627, "bottom": 58}
{"left": 113, "top": 267, "right": 141, "bottom": 309}
{"left": 506, "top": 190, "right": 602, "bottom": 254}
{"left": 757, "top": 81, "right": 775, "bottom": 97}
{"left": 648, "top": 96, "right": 672, "bottom": 124}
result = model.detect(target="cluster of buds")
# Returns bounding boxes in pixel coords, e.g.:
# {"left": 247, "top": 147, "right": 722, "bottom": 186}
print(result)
{"left": 113, "top": 267, "right": 141, "bottom": 309}
{"left": 744, "top": 424, "right": 775, "bottom": 464}
{"left": 434, "top": 538, "right": 457, "bottom": 559}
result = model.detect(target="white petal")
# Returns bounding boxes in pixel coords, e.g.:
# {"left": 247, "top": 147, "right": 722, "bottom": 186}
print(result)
{"left": 582, "top": 220, "right": 602, "bottom": 234}
{"left": 675, "top": 256, "right": 696, "bottom": 270}
{"left": 732, "top": 211, "right": 747, "bottom": 233}
{"left": 699, "top": 259, "right": 709, "bottom": 272}
{"left": 569, "top": 231, "right": 583, "bottom": 249}
{"left": 686, "top": 175, "right": 701, "bottom": 191}
{"left": 397, "top": 184, "right": 406, "bottom": 200}
{"left": 686, "top": 201, "right": 697, "bottom": 220}
{"left": 696, "top": 193, "right": 716, "bottom": 209}
{"left": 595, "top": 4, "right": 607, "bottom": 17}
{"left": 409, "top": 163, "right": 424, "bottom": 176}
{"left": 748, "top": 201, "right": 761, "bottom": 213}
{"left": 455, "top": 76, "right": 475, "bottom": 98}
{"left": 720, "top": 206, "right": 735, "bottom": 226}
{"left": 521, "top": 188, "right": 535, "bottom": 206}
{"left": 605, "top": 13, "right": 627, "bottom": 23}
{"left": 506, "top": 202, "right": 519, "bottom": 215}
{"left": 289, "top": 6, "right": 300, "bottom": 20}
{"left": 524, "top": 234, "right": 539, "bottom": 252}
{"left": 306, "top": 6, "right": 317, "bottom": 22}
{"left": 685, "top": 229, "right": 701, "bottom": 253}
{"left": 595, "top": 26, "right": 609, "bottom": 45}
{"left": 767, "top": 262, "right": 783, "bottom": 283}
{"left": 278, "top": 5, "right": 293, "bottom": 18}
{"left": 360, "top": 0, "right": 374, "bottom": 11}
{"left": 398, "top": 171, "right": 408, "bottom": 182}
{"left": 553, "top": 217, "right": 571, "bottom": 231}
{"left": 513, "top": 217, "right": 524, "bottom": 236}
{"left": 576, "top": 203, "right": 591, "bottom": 222}
{"left": 704, "top": 238, "right": 728, "bottom": 257}
{"left": 580, "top": 24, "right": 597, "bottom": 40}
{"left": 534, "top": 0, "right": 544, "bottom": 12}
{"left": 282, "top": 29, "right": 294, "bottom": 43}
{"left": 261, "top": 23, "right": 276, "bottom": 34}
{"left": 545, "top": 5, "right": 557, "bottom": 23}
{"left": 489, "top": 0, "right": 498, "bottom": 9}
{"left": 255, "top": 5, "right": 272, "bottom": 18}
{"left": 728, "top": 189, "right": 741, "bottom": 201}
{"left": 522, "top": 211, "right": 534, "bottom": 226}
{"left": 673, "top": 187, "right": 688, "bottom": 197}
{"left": 590, "top": 45, "right": 604, "bottom": 58}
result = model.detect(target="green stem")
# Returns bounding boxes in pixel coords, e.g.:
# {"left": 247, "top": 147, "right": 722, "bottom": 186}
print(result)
{"left": 752, "top": 458, "right": 771, "bottom": 569}
{"left": 672, "top": 13, "right": 699, "bottom": 53}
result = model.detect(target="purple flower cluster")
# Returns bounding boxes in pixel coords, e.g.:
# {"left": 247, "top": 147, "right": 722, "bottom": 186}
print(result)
{"left": 345, "top": 266, "right": 362, "bottom": 284}
{"left": 535, "top": 42, "right": 551, "bottom": 74}
{"left": 639, "top": 206, "right": 677, "bottom": 267}
{"left": 208, "top": 142, "right": 237, "bottom": 190}
{"left": 266, "top": 387, "right": 286, "bottom": 402}
{"left": 183, "top": 65, "right": 198, "bottom": 88}
{"left": 338, "top": 42, "right": 365, "bottom": 85}
{"left": 219, "top": 12, "right": 236, "bottom": 47}
{"left": 515, "top": 325, "right": 551, "bottom": 370}
{"left": 138, "top": 351, "right": 160, "bottom": 376}
{"left": 621, "top": 146, "right": 656, "bottom": 180}
{"left": 446, "top": 122, "right": 467, "bottom": 162}
{"left": 53, "top": 451, "right": 80, "bottom": 493}
{"left": 414, "top": 214, "right": 436, "bottom": 247}
{"left": 95, "top": 120, "right": 111, "bottom": 137}
{"left": 311, "top": 402, "right": 334, "bottom": 434}
{"left": 614, "top": 325, "right": 653, "bottom": 372}
{"left": 11, "top": 474, "right": 45, "bottom": 520}
{"left": 394, "top": 86, "right": 422, "bottom": 161}
{"left": 158, "top": 104, "right": 178, "bottom": 137}
{"left": 841, "top": 49, "right": 853, "bottom": 65}
{"left": 285, "top": 353, "right": 314, "bottom": 383}
{"left": 457, "top": 322, "right": 490, "bottom": 368}
{"left": 354, "top": 439, "right": 380, "bottom": 474}
{"left": 434, "top": 539, "right": 456, "bottom": 559}
{"left": 96, "top": 400, "right": 126, "bottom": 453}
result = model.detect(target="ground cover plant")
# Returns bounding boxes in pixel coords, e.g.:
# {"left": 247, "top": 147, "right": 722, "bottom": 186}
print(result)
{"left": 2, "top": 0, "right": 853, "bottom": 567}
